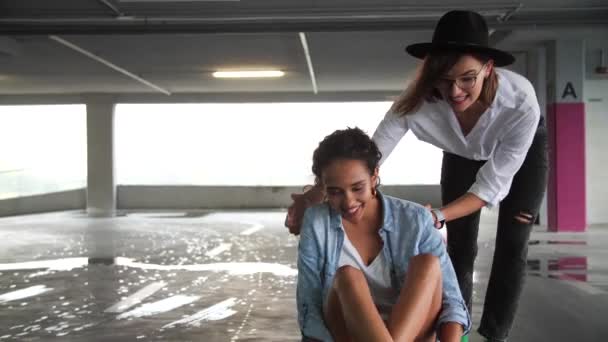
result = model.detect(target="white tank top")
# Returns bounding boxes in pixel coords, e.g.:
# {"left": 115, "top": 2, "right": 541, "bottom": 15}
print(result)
{"left": 337, "top": 234, "right": 399, "bottom": 319}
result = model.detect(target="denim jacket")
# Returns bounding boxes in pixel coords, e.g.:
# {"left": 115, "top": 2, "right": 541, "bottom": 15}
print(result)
{"left": 296, "top": 191, "right": 471, "bottom": 341}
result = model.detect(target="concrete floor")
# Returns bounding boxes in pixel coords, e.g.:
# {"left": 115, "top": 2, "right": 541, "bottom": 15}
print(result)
{"left": 0, "top": 210, "right": 607, "bottom": 341}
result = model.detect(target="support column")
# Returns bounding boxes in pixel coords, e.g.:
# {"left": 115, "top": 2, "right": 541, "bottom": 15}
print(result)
{"left": 546, "top": 40, "right": 587, "bottom": 232}
{"left": 85, "top": 96, "right": 116, "bottom": 217}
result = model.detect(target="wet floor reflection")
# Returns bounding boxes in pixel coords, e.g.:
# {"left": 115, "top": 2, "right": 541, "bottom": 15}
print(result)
{"left": 0, "top": 211, "right": 300, "bottom": 341}
{"left": 527, "top": 256, "right": 588, "bottom": 282}
{"left": 528, "top": 239, "right": 587, "bottom": 246}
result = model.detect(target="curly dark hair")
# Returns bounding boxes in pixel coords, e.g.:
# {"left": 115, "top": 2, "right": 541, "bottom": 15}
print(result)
{"left": 312, "top": 127, "right": 382, "bottom": 182}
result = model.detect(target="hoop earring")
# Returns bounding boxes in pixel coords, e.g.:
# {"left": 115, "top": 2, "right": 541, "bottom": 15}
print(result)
{"left": 372, "top": 176, "right": 380, "bottom": 197}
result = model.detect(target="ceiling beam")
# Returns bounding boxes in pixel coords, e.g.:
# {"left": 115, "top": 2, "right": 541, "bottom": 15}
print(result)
{"left": 0, "top": 91, "right": 400, "bottom": 105}
{"left": 1, "top": 19, "right": 606, "bottom": 35}
{"left": 2, "top": 6, "right": 607, "bottom": 35}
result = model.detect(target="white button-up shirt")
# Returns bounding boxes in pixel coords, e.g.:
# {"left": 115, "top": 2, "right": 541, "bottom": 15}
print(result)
{"left": 373, "top": 69, "right": 540, "bottom": 208}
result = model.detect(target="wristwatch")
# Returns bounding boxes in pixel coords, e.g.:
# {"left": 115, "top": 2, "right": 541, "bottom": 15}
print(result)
{"left": 431, "top": 208, "right": 446, "bottom": 229}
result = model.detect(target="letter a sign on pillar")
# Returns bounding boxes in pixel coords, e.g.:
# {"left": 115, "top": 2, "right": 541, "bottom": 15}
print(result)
{"left": 561, "top": 82, "right": 577, "bottom": 100}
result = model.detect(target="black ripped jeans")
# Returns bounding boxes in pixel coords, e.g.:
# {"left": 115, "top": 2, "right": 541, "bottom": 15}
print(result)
{"left": 441, "top": 117, "right": 548, "bottom": 341}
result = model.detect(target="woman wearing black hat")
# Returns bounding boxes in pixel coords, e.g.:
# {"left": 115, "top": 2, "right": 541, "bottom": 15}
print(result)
{"left": 287, "top": 10, "right": 548, "bottom": 342}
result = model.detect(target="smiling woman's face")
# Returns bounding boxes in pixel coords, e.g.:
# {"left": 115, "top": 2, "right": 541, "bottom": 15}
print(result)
{"left": 321, "top": 158, "right": 377, "bottom": 224}
{"left": 435, "top": 54, "right": 493, "bottom": 114}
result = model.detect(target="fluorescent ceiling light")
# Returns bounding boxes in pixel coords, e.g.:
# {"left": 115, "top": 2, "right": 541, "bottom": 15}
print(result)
{"left": 212, "top": 70, "right": 284, "bottom": 78}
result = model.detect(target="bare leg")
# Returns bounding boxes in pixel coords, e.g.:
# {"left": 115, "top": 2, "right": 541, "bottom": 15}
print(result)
{"left": 323, "top": 266, "right": 392, "bottom": 342}
{"left": 388, "top": 254, "right": 443, "bottom": 342}
{"left": 323, "top": 283, "right": 351, "bottom": 342}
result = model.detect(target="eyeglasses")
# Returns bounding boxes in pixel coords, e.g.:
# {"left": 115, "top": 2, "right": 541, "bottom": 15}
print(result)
{"left": 436, "top": 63, "right": 487, "bottom": 91}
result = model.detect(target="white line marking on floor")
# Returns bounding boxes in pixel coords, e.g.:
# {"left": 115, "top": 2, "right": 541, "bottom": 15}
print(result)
{"left": 0, "top": 257, "right": 298, "bottom": 277}
{"left": 0, "top": 285, "right": 53, "bottom": 303}
{"left": 240, "top": 224, "right": 264, "bottom": 236}
{"left": 105, "top": 281, "right": 167, "bottom": 313}
{"left": 116, "top": 295, "right": 200, "bottom": 319}
{"left": 162, "top": 297, "right": 238, "bottom": 329}
{"left": 114, "top": 257, "right": 297, "bottom": 276}
{"left": 205, "top": 243, "right": 232, "bottom": 258}
{"left": 0, "top": 258, "right": 88, "bottom": 271}
{"left": 28, "top": 270, "right": 53, "bottom": 278}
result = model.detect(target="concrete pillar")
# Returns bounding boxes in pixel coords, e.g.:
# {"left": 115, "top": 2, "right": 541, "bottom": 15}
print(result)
{"left": 546, "top": 40, "right": 587, "bottom": 232}
{"left": 85, "top": 96, "right": 116, "bottom": 217}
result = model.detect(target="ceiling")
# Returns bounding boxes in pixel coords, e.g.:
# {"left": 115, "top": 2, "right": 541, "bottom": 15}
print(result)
{"left": 0, "top": 0, "right": 607, "bottom": 100}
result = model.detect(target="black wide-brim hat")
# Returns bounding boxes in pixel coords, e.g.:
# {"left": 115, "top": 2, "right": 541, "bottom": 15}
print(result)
{"left": 406, "top": 10, "right": 515, "bottom": 67}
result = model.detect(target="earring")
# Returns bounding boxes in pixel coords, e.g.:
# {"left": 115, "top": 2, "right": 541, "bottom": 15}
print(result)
{"left": 371, "top": 187, "right": 377, "bottom": 197}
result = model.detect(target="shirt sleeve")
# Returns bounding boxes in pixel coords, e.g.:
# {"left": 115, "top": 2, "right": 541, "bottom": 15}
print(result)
{"left": 416, "top": 209, "right": 471, "bottom": 335}
{"left": 372, "top": 109, "right": 410, "bottom": 165}
{"left": 297, "top": 208, "right": 333, "bottom": 341}
{"left": 468, "top": 106, "right": 540, "bottom": 208}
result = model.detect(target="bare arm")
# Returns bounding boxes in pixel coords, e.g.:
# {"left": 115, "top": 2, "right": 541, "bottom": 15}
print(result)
{"left": 429, "top": 192, "right": 486, "bottom": 229}
{"left": 285, "top": 184, "right": 325, "bottom": 235}
{"left": 441, "top": 192, "right": 486, "bottom": 222}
